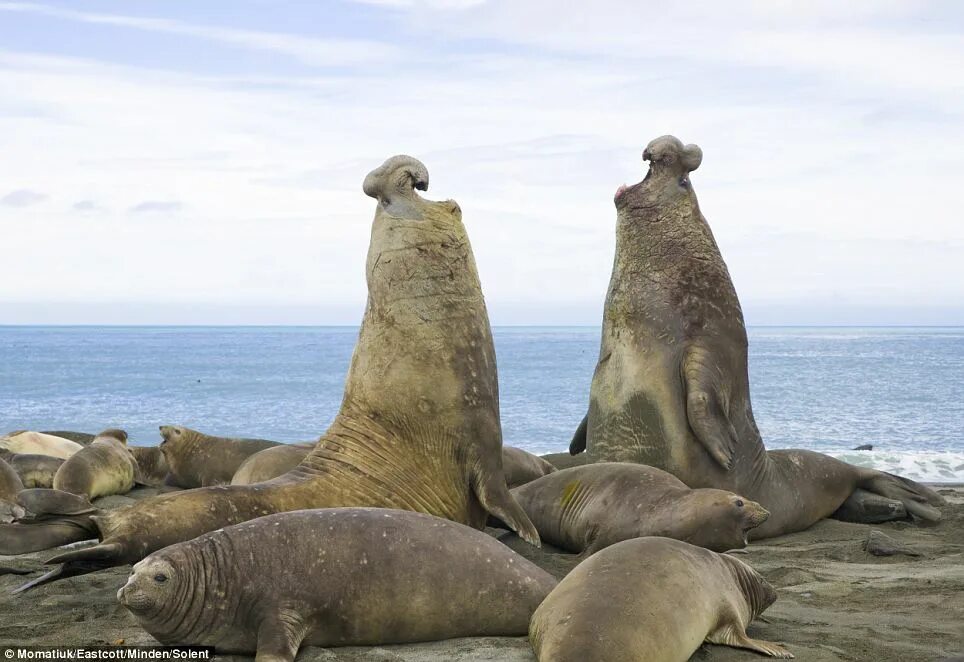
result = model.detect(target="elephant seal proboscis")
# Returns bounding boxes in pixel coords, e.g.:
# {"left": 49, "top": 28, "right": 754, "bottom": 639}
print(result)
{"left": 0, "top": 431, "right": 83, "bottom": 460}
{"left": 230, "top": 443, "right": 314, "bottom": 485}
{"left": 159, "top": 426, "right": 281, "bottom": 488}
{"left": 0, "top": 456, "right": 25, "bottom": 523}
{"left": 5, "top": 155, "right": 538, "bottom": 591}
{"left": 118, "top": 508, "right": 556, "bottom": 659}
{"left": 530, "top": 536, "right": 792, "bottom": 661}
{"left": 510, "top": 462, "right": 768, "bottom": 554}
{"left": 6, "top": 454, "right": 65, "bottom": 488}
{"left": 569, "top": 136, "right": 944, "bottom": 538}
{"left": 129, "top": 446, "right": 170, "bottom": 487}
{"left": 502, "top": 446, "right": 557, "bottom": 488}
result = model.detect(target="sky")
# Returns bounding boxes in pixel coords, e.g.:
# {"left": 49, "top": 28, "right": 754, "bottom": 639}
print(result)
{"left": 0, "top": 0, "right": 962, "bottom": 325}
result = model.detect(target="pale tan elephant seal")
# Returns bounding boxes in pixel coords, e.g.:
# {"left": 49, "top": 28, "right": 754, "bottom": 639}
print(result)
{"left": 159, "top": 426, "right": 281, "bottom": 488}
{"left": 530, "top": 536, "right": 793, "bottom": 661}
{"left": 0, "top": 431, "right": 82, "bottom": 459}
{"left": 510, "top": 462, "right": 768, "bottom": 554}
{"left": 569, "top": 136, "right": 944, "bottom": 538}
{"left": 5, "top": 454, "right": 65, "bottom": 488}
{"left": 230, "top": 443, "right": 314, "bottom": 485}
{"left": 118, "top": 508, "right": 556, "bottom": 659}
{"left": 3, "top": 155, "right": 537, "bottom": 590}
{"left": 502, "top": 446, "right": 556, "bottom": 488}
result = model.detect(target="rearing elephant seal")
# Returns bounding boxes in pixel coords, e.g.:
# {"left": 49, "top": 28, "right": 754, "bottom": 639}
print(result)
{"left": 510, "top": 462, "right": 769, "bottom": 554}
{"left": 159, "top": 426, "right": 281, "bottom": 488}
{"left": 569, "top": 136, "right": 944, "bottom": 538}
{"left": 530, "top": 537, "right": 792, "bottom": 661}
{"left": 118, "top": 508, "right": 556, "bottom": 659}
{"left": 4, "top": 155, "right": 537, "bottom": 589}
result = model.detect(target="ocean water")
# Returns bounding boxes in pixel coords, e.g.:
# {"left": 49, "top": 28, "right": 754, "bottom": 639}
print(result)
{"left": 0, "top": 326, "right": 961, "bottom": 482}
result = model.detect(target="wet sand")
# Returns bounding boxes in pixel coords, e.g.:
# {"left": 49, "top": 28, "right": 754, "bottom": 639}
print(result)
{"left": 1, "top": 486, "right": 961, "bottom": 661}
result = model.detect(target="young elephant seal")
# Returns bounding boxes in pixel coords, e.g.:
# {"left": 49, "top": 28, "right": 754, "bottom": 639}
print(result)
{"left": 159, "top": 426, "right": 281, "bottom": 487}
{"left": 530, "top": 536, "right": 792, "bottom": 661}
{"left": 502, "top": 446, "right": 557, "bottom": 488}
{"left": 570, "top": 136, "right": 944, "bottom": 538}
{"left": 119, "top": 508, "right": 556, "bottom": 659}
{"left": 230, "top": 443, "right": 314, "bottom": 485}
{"left": 6, "top": 454, "right": 65, "bottom": 488}
{"left": 5, "top": 155, "right": 537, "bottom": 589}
{"left": 129, "top": 446, "right": 170, "bottom": 487}
{"left": 0, "top": 456, "right": 26, "bottom": 523}
{"left": 0, "top": 431, "right": 83, "bottom": 460}
{"left": 510, "top": 462, "right": 767, "bottom": 554}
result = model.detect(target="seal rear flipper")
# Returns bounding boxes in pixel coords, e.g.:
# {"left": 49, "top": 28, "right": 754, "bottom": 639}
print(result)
{"left": 858, "top": 471, "right": 944, "bottom": 522}
{"left": 11, "top": 555, "right": 113, "bottom": 594}
{"left": 12, "top": 541, "right": 128, "bottom": 593}
{"left": 683, "top": 345, "right": 739, "bottom": 470}
{"left": 0, "top": 518, "right": 96, "bottom": 555}
{"left": 473, "top": 467, "right": 540, "bottom": 547}
{"left": 17, "top": 488, "right": 96, "bottom": 516}
{"left": 568, "top": 414, "right": 587, "bottom": 455}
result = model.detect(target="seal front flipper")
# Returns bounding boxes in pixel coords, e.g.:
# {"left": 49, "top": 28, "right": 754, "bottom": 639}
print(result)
{"left": 473, "top": 465, "right": 540, "bottom": 547}
{"left": 709, "top": 624, "right": 794, "bottom": 658}
{"left": 568, "top": 414, "right": 587, "bottom": 456}
{"left": 255, "top": 610, "right": 308, "bottom": 662}
{"left": 683, "top": 344, "right": 739, "bottom": 470}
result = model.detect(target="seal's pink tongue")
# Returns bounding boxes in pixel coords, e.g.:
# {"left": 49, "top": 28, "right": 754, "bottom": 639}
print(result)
{"left": 614, "top": 184, "right": 628, "bottom": 200}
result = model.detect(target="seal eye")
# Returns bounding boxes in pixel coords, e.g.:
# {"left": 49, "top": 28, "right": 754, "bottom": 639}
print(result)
{"left": 154, "top": 573, "right": 168, "bottom": 583}
{"left": 735, "top": 499, "right": 744, "bottom": 508}
{"left": 678, "top": 176, "right": 689, "bottom": 188}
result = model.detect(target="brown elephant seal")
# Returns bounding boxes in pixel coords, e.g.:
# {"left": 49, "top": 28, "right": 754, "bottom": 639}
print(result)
{"left": 118, "top": 508, "right": 556, "bottom": 659}
{"left": 510, "top": 462, "right": 768, "bottom": 554}
{"left": 5, "top": 155, "right": 537, "bottom": 590}
{"left": 569, "top": 136, "right": 944, "bottom": 538}
{"left": 502, "top": 446, "right": 557, "bottom": 488}
{"left": 230, "top": 443, "right": 314, "bottom": 485}
{"left": 129, "top": 446, "right": 170, "bottom": 487}
{"left": 0, "top": 456, "right": 26, "bottom": 523}
{"left": 6, "top": 454, "right": 65, "bottom": 488}
{"left": 0, "top": 431, "right": 83, "bottom": 459}
{"left": 158, "top": 426, "right": 281, "bottom": 488}
{"left": 530, "top": 536, "right": 792, "bottom": 661}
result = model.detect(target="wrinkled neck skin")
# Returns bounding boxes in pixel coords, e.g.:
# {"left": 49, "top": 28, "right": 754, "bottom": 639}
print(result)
{"left": 719, "top": 553, "right": 776, "bottom": 623}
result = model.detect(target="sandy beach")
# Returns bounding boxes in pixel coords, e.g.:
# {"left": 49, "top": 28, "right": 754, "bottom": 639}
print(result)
{"left": 1, "top": 485, "right": 961, "bottom": 661}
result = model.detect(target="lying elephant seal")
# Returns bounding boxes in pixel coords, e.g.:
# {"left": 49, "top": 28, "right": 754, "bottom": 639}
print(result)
{"left": 0, "top": 456, "right": 25, "bottom": 522}
{"left": 5, "top": 155, "right": 537, "bottom": 590}
{"left": 6, "top": 454, "right": 65, "bottom": 488}
{"left": 569, "top": 136, "right": 944, "bottom": 538}
{"left": 0, "top": 431, "right": 82, "bottom": 460}
{"left": 503, "top": 446, "right": 557, "bottom": 488}
{"left": 509, "top": 462, "right": 768, "bottom": 554}
{"left": 118, "top": 508, "right": 556, "bottom": 659}
{"left": 129, "top": 446, "right": 170, "bottom": 487}
{"left": 159, "top": 426, "right": 281, "bottom": 488}
{"left": 530, "top": 536, "right": 792, "bottom": 661}
{"left": 230, "top": 443, "right": 314, "bottom": 485}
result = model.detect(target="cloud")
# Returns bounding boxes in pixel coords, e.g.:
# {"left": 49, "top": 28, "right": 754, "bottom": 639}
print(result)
{"left": 129, "top": 201, "right": 184, "bottom": 214}
{"left": 0, "top": 189, "right": 47, "bottom": 207}
{"left": 72, "top": 199, "right": 102, "bottom": 213}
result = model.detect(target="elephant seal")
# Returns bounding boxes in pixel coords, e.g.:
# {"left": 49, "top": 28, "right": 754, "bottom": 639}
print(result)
{"left": 510, "top": 462, "right": 768, "bottom": 554}
{"left": 5, "top": 155, "right": 537, "bottom": 590}
{"left": 530, "top": 536, "right": 792, "bottom": 661}
{"left": 0, "top": 431, "right": 82, "bottom": 459}
{"left": 230, "top": 443, "right": 314, "bottom": 485}
{"left": 129, "top": 446, "right": 170, "bottom": 487}
{"left": 6, "top": 454, "right": 65, "bottom": 488}
{"left": 118, "top": 508, "right": 556, "bottom": 659}
{"left": 569, "top": 136, "right": 944, "bottom": 538}
{"left": 503, "top": 446, "right": 557, "bottom": 488}
{"left": 158, "top": 426, "right": 281, "bottom": 488}
{"left": 0, "top": 456, "right": 25, "bottom": 522}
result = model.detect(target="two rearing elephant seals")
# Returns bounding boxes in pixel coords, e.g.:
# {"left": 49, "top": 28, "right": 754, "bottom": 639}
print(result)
{"left": 119, "top": 508, "right": 556, "bottom": 659}
{"left": 530, "top": 536, "right": 792, "bottom": 661}
{"left": 3, "top": 155, "right": 537, "bottom": 589}
{"left": 570, "top": 135, "right": 944, "bottom": 538}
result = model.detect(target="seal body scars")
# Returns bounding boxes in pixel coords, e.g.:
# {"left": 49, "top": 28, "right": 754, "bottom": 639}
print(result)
{"left": 502, "top": 446, "right": 557, "bottom": 488}
{"left": 231, "top": 443, "right": 314, "bottom": 485}
{"left": 575, "top": 135, "right": 945, "bottom": 537}
{"left": 529, "top": 536, "right": 792, "bottom": 662}
{"left": 511, "top": 462, "right": 767, "bottom": 554}
{"left": 158, "top": 426, "right": 282, "bottom": 487}
{"left": 118, "top": 508, "right": 557, "bottom": 659}
{"left": 0, "top": 431, "right": 83, "bottom": 460}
